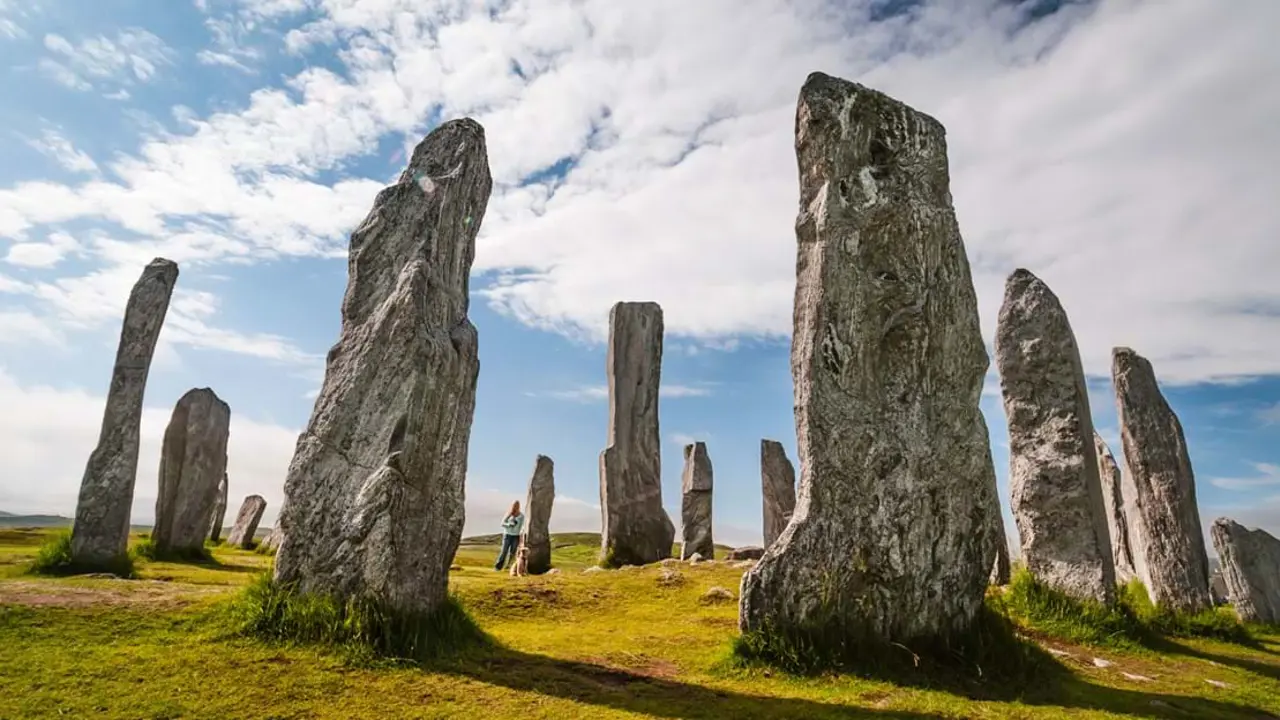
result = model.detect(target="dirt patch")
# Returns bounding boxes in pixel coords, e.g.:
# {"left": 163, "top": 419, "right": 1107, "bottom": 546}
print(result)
{"left": 586, "top": 652, "right": 682, "bottom": 681}
{"left": 486, "top": 585, "right": 561, "bottom": 609}
{"left": 0, "top": 579, "right": 227, "bottom": 609}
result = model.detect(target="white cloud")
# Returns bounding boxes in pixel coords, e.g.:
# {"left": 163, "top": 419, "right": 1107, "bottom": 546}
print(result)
{"left": 5, "top": 231, "right": 82, "bottom": 268}
{"left": 23, "top": 130, "right": 99, "bottom": 175}
{"left": 1258, "top": 403, "right": 1280, "bottom": 425}
{"left": 40, "top": 28, "right": 177, "bottom": 91}
{"left": 541, "top": 383, "right": 712, "bottom": 403}
{"left": 1209, "top": 462, "right": 1280, "bottom": 491}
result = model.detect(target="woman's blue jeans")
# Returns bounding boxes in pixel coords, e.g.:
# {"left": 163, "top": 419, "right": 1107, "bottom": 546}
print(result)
{"left": 495, "top": 533, "right": 520, "bottom": 570}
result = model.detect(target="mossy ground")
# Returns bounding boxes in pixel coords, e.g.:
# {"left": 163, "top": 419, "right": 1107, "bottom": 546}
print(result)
{"left": 3, "top": 527, "right": 1280, "bottom": 719}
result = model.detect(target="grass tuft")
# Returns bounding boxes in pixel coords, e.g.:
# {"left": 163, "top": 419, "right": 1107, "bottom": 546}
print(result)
{"left": 229, "top": 574, "right": 489, "bottom": 663}
{"left": 131, "top": 537, "right": 215, "bottom": 564}
{"left": 26, "top": 529, "right": 135, "bottom": 578}
{"left": 1003, "top": 568, "right": 1254, "bottom": 648}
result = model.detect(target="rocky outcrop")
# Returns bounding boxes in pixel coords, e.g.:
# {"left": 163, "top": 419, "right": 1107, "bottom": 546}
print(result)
{"left": 680, "top": 442, "right": 714, "bottom": 560}
{"left": 598, "top": 301, "right": 675, "bottom": 567}
{"left": 995, "top": 269, "right": 1115, "bottom": 603}
{"left": 740, "top": 73, "right": 1000, "bottom": 646}
{"left": 1095, "top": 433, "right": 1137, "bottom": 584}
{"left": 71, "top": 258, "right": 179, "bottom": 568}
{"left": 227, "top": 495, "right": 267, "bottom": 549}
{"left": 209, "top": 472, "right": 228, "bottom": 543}
{"left": 1113, "top": 347, "right": 1212, "bottom": 613}
{"left": 760, "top": 439, "right": 796, "bottom": 550}
{"left": 727, "top": 546, "right": 764, "bottom": 561}
{"left": 272, "top": 120, "right": 490, "bottom": 616}
{"left": 1210, "top": 517, "right": 1280, "bottom": 624}
{"left": 521, "top": 455, "right": 555, "bottom": 575}
{"left": 153, "top": 388, "right": 231, "bottom": 556}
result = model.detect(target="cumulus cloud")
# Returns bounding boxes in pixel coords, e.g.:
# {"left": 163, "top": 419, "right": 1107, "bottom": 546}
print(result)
{"left": 22, "top": 129, "right": 98, "bottom": 175}
{"left": 540, "top": 383, "right": 713, "bottom": 403}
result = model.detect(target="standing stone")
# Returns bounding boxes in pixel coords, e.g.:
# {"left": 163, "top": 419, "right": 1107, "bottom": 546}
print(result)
{"left": 740, "top": 74, "right": 1001, "bottom": 646}
{"left": 1209, "top": 569, "right": 1229, "bottom": 605}
{"left": 598, "top": 301, "right": 675, "bottom": 567}
{"left": 991, "top": 532, "right": 1011, "bottom": 586}
{"left": 153, "top": 388, "right": 231, "bottom": 556}
{"left": 227, "top": 495, "right": 267, "bottom": 549}
{"left": 1095, "top": 433, "right": 1137, "bottom": 584}
{"left": 680, "top": 442, "right": 715, "bottom": 560}
{"left": 995, "top": 269, "right": 1115, "bottom": 603}
{"left": 1113, "top": 347, "right": 1212, "bottom": 613}
{"left": 760, "top": 439, "right": 796, "bottom": 550}
{"left": 520, "top": 455, "right": 555, "bottom": 575}
{"left": 259, "top": 527, "right": 283, "bottom": 554}
{"left": 273, "top": 120, "right": 489, "bottom": 616}
{"left": 71, "top": 258, "right": 179, "bottom": 568}
{"left": 1210, "top": 517, "right": 1280, "bottom": 624}
{"left": 209, "top": 473, "right": 228, "bottom": 543}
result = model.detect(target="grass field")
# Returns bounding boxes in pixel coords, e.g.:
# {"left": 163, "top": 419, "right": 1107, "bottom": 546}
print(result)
{"left": 2, "top": 527, "right": 1279, "bottom": 719}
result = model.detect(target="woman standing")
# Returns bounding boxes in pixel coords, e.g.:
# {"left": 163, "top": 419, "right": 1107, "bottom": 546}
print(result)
{"left": 494, "top": 500, "right": 525, "bottom": 571}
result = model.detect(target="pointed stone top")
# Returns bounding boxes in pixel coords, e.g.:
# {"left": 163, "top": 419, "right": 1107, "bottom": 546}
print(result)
{"left": 534, "top": 454, "right": 554, "bottom": 466}
{"left": 146, "top": 257, "right": 179, "bottom": 272}
{"left": 400, "top": 118, "right": 487, "bottom": 185}
{"left": 1112, "top": 347, "right": 1155, "bottom": 378}
{"left": 683, "top": 441, "right": 708, "bottom": 460}
{"left": 799, "top": 71, "right": 946, "bottom": 137}
{"left": 682, "top": 441, "right": 712, "bottom": 492}
{"left": 177, "top": 387, "right": 229, "bottom": 407}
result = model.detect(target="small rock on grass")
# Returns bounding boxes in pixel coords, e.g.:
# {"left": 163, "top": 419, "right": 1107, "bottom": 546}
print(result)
{"left": 1122, "top": 672, "right": 1153, "bottom": 682}
{"left": 700, "top": 587, "right": 735, "bottom": 604}
{"left": 584, "top": 566, "right": 604, "bottom": 574}
{"left": 657, "top": 568, "right": 686, "bottom": 587}
{"left": 1204, "top": 679, "right": 1230, "bottom": 689}
{"left": 1092, "top": 658, "right": 1113, "bottom": 668}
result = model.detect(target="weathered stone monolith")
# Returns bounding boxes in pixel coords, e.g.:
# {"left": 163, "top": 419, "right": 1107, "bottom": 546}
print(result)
{"left": 521, "top": 455, "right": 555, "bottom": 575}
{"left": 598, "top": 301, "right": 675, "bottom": 567}
{"left": 260, "top": 526, "right": 283, "bottom": 554}
{"left": 1113, "top": 347, "right": 1212, "bottom": 613}
{"left": 680, "top": 442, "right": 714, "bottom": 560}
{"left": 761, "top": 440, "right": 796, "bottom": 550}
{"left": 209, "top": 473, "right": 228, "bottom": 543}
{"left": 1095, "top": 433, "right": 1137, "bottom": 583}
{"left": 1210, "top": 517, "right": 1280, "bottom": 624}
{"left": 227, "top": 495, "right": 267, "bottom": 549}
{"left": 71, "top": 258, "right": 179, "bottom": 569}
{"left": 740, "top": 73, "right": 1001, "bottom": 647}
{"left": 272, "top": 120, "right": 490, "bottom": 615}
{"left": 152, "top": 388, "right": 231, "bottom": 556}
{"left": 995, "top": 269, "right": 1115, "bottom": 603}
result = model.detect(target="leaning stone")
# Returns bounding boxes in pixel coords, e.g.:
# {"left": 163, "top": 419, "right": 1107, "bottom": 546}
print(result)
{"left": 726, "top": 546, "right": 764, "bottom": 561}
{"left": 71, "top": 258, "right": 179, "bottom": 568}
{"left": 153, "top": 388, "right": 231, "bottom": 557}
{"left": 1113, "top": 347, "right": 1212, "bottom": 613}
{"left": 740, "top": 73, "right": 1001, "bottom": 648}
{"left": 520, "top": 455, "right": 555, "bottom": 575}
{"left": 991, "top": 537, "right": 1011, "bottom": 586}
{"left": 761, "top": 439, "right": 796, "bottom": 550}
{"left": 995, "top": 269, "right": 1115, "bottom": 603}
{"left": 272, "top": 120, "right": 490, "bottom": 617}
{"left": 209, "top": 472, "right": 228, "bottom": 543}
{"left": 680, "top": 442, "right": 715, "bottom": 560}
{"left": 226, "top": 495, "right": 267, "bottom": 549}
{"left": 1209, "top": 517, "right": 1280, "bottom": 624}
{"left": 1095, "top": 432, "right": 1138, "bottom": 584}
{"left": 598, "top": 301, "right": 675, "bottom": 567}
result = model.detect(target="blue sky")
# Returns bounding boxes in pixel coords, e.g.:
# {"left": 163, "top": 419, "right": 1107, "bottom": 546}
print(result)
{"left": 0, "top": 0, "right": 1278, "bottom": 552}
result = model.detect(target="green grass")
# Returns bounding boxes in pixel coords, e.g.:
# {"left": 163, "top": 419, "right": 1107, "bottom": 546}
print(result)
{"left": 1003, "top": 568, "right": 1255, "bottom": 649}
{"left": 3, "top": 528, "right": 1280, "bottom": 719}
{"left": 131, "top": 537, "right": 215, "bottom": 564}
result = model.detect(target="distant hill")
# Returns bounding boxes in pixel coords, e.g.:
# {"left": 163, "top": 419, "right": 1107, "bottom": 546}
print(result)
{"left": 460, "top": 531, "right": 737, "bottom": 554}
{"left": 0, "top": 514, "right": 71, "bottom": 528}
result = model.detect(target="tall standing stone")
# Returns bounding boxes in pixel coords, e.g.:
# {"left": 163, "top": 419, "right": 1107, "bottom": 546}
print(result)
{"left": 760, "top": 439, "right": 796, "bottom": 550}
{"left": 740, "top": 73, "right": 1001, "bottom": 646}
{"left": 273, "top": 120, "right": 490, "bottom": 616}
{"left": 71, "top": 258, "right": 179, "bottom": 568}
{"left": 680, "top": 442, "right": 714, "bottom": 560}
{"left": 995, "top": 269, "right": 1115, "bottom": 603}
{"left": 1113, "top": 347, "right": 1212, "bottom": 613}
{"left": 1210, "top": 517, "right": 1280, "bottom": 624}
{"left": 991, "top": 531, "right": 1011, "bottom": 586}
{"left": 598, "top": 301, "right": 675, "bottom": 567}
{"left": 226, "top": 495, "right": 267, "bottom": 549}
{"left": 153, "top": 388, "right": 231, "bottom": 556}
{"left": 1095, "top": 432, "right": 1137, "bottom": 583}
{"left": 520, "top": 455, "right": 555, "bottom": 575}
{"left": 209, "top": 473, "right": 228, "bottom": 543}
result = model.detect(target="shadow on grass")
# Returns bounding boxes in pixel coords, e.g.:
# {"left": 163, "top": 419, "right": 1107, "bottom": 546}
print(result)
{"left": 433, "top": 644, "right": 1280, "bottom": 720}
{"left": 1144, "top": 634, "right": 1280, "bottom": 684}
{"left": 434, "top": 646, "right": 947, "bottom": 719}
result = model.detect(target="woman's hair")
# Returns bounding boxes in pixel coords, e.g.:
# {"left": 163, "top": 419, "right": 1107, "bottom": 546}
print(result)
{"left": 510, "top": 500, "right": 521, "bottom": 515}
